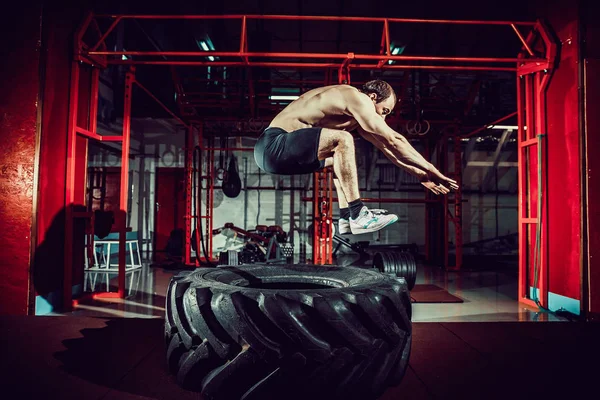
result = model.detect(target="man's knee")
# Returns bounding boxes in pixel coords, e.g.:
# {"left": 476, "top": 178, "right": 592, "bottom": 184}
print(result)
{"left": 333, "top": 130, "right": 353, "bottom": 148}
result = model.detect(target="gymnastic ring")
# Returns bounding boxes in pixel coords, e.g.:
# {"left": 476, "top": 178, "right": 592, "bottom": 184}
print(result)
{"left": 406, "top": 120, "right": 417, "bottom": 135}
{"left": 414, "top": 121, "right": 422, "bottom": 133}
{"left": 418, "top": 120, "right": 431, "bottom": 136}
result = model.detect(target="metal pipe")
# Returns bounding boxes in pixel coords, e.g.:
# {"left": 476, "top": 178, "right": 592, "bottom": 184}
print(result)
{"left": 354, "top": 64, "right": 517, "bottom": 72}
{"left": 90, "top": 69, "right": 100, "bottom": 134}
{"left": 461, "top": 111, "right": 518, "bottom": 138}
{"left": 118, "top": 70, "right": 134, "bottom": 298}
{"left": 89, "top": 50, "right": 542, "bottom": 64}
{"left": 90, "top": 17, "right": 122, "bottom": 52}
{"left": 64, "top": 61, "right": 80, "bottom": 311}
{"left": 240, "top": 16, "right": 248, "bottom": 64}
{"left": 536, "top": 71, "right": 551, "bottom": 309}
{"left": 520, "top": 138, "right": 538, "bottom": 147}
{"left": 75, "top": 126, "right": 103, "bottom": 141}
{"left": 184, "top": 125, "right": 193, "bottom": 265}
{"left": 203, "top": 147, "right": 254, "bottom": 151}
{"left": 511, "top": 24, "right": 534, "bottom": 56}
{"left": 94, "top": 14, "right": 536, "bottom": 26}
{"left": 133, "top": 79, "right": 188, "bottom": 127}
{"left": 108, "top": 60, "right": 518, "bottom": 71}
{"left": 454, "top": 131, "right": 463, "bottom": 269}
{"left": 102, "top": 135, "right": 124, "bottom": 142}
{"left": 301, "top": 197, "right": 455, "bottom": 203}
{"left": 516, "top": 76, "right": 524, "bottom": 302}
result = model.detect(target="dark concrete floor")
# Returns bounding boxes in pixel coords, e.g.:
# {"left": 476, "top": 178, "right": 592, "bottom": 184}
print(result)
{"left": 2, "top": 315, "right": 598, "bottom": 400}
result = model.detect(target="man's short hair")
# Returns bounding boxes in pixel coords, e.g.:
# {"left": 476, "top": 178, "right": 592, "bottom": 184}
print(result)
{"left": 361, "top": 80, "right": 397, "bottom": 104}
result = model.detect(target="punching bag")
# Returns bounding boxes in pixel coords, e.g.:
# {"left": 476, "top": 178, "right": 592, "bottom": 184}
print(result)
{"left": 222, "top": 156, "right": 242, "bottom": 198}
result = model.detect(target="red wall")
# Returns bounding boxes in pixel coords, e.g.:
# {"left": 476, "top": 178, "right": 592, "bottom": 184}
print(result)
{"left": 582, "top": 0, "right": 600, "bottom": 316}
{"left": 536, "top": 1, "right": 583, "bottom": 302}
{"left": 0, "top": 4, "right": 43, "bottom": 314}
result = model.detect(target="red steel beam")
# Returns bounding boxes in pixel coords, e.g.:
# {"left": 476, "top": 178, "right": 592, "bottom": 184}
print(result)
{"left": 75, "top": 126, "right": 103, "bottom": 141}
{"left": 203, "top": 147, "right": 254, "bottom": 151}
{"left": 376, "top": 20, "right": 391, "bottom": 68}
{"left": 511, "top": 24, "right": 535, "bottom": 57}
{"left": 102, "top": 136, "right": 124, "bottom": 142}
{"left": 89, "top": 69, "right": 100, "bottom": 134}
{"left": 521, "top": 138, "right": 538, "bottom": 147}
{"left": 118, "top": 70, "right": 134, "bottom": 298}
{"left": 184, "top": 125, "right": 193, "bottom": 265}
{"left": 90, "top": 16, "right": 123, "bottom": 52}
{"left": 535, "top": 71, "right": 551, "bottom": 309}
{"left": 89, "top": 50, "right": 543, "bottom": 64}
{"left": 133, "top": 79, "right": 188, "bottom": 127}
{"left": 108, "top": 60, "right": 517, "bottom": 71}
{"left": 75, "top": 12, "right": 94, "bottom": 54}
{"left": 94, "top": 14, "right": 536, "bottom": 25}
{"left": 208, "top": 141, "right": 214, "bottom": 259}
{"left": 461, "top": 111, "right": 518, "bottom": 138}
{"left": 453, "top": 132, "right": 463, "bottom": 270}
{"left": 301, "top": 197, "right": 456, "bottom": 204}
{"left": 240, "top": 16, "right": 248, "bottom": 64}
{"left": 64, "top": 61, "right": 80, "bottom": 311}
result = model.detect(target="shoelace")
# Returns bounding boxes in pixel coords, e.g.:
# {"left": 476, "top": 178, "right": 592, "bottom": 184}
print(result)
{"left": 363, "top": 208, "right": 388, "bottom": 218}
{"left": 370, "top": 208, "right": 388, "bottom": 214}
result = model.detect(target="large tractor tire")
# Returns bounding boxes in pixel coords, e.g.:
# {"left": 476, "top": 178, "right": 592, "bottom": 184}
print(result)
{"left": 165, "top": 264, "right": 412, "bottom": 400}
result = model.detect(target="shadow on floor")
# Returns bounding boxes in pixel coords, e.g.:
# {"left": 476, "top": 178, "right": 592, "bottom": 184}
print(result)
{"left": 52, "top": 317, "right": 199, "bottom": 400}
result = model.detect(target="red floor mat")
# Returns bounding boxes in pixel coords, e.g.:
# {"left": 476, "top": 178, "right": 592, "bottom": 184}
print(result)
{"left": 410, "top": 284, "right": 464, "bottom": 303}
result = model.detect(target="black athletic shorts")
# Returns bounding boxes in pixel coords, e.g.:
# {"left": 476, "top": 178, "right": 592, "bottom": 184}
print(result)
{"left": 254, "top": 126, "right": 326, "bottom": 175}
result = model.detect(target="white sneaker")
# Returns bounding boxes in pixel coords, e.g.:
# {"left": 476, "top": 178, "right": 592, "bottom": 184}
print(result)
{"left": 350, "top": 206, "right": 398, "bottom": 234}
{"left": 338, "top": 209, "right": 389, "bottom": 235}
{"left": 338, "top": 218, "right": 351, "bottom": 235}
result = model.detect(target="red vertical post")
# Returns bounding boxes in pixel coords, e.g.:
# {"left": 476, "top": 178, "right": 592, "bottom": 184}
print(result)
{"left": 312, "top": 169, "right": 333, "bottom": 265}
{"left": 89, "top": 69, "right": 100, "bottom": 134}
{"left": 209, "top": 139, "right": 214, "bottom": 259}
{"left": 454, "top": 134, "right": 463, "bottom": 269}
{"left": 324, "top": 170, "right": 333, "bottom": 264}
{"left": 184, "top": 125, "right": 193, "bottom": 265}
{"left": 312, "top": 172, "right": 320, "bottom": 263}
{"left": 440, "top": 136, "right": 449, "bottom": 269}
{"left": 83, "top": 68, "right": 100, "bottom": 270}
{"left": 525, "top": 73, "right": 536, "bottom": 304}
{"left": 118, "top": 68, "right": 134, "bottom": 298}
{"left": 424, "top": 140, "right": 431, "bottom": 262}
{"left": 517, "top": 74, "right": 526, "bottom": 303}
{"left": 64, "top": 61, "right": 80, "bottom": 311}
{"left": 518, "top": 70, "right": 548, "bottom": 309}
{"left": 201, "top": 130, "right": 214, "bottom": 262}
{"left": 535, "top": 71, "right": 549, "bottom": 309}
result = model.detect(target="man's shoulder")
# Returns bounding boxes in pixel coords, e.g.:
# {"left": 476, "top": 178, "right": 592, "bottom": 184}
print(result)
{"left": 324, "top": 85, "right": 362, "bottom": 106}
{"left": 334, "top": 84, "right": 359, "bottom": 95}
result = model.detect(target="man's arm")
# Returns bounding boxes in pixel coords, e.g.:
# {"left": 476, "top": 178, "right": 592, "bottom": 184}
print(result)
{"left": 357, "top": 128, "right": 427, "bottom": 179}
{"left": 345, "top": 90, "right": 436, "bottom": 174}
{"left": 356, "top": 127, "right": 458, "bottom": 194}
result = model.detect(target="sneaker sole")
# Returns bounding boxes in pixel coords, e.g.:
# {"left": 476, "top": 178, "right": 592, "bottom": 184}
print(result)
{"left": 350, "top": 214, "right": 399, "bottom": 235}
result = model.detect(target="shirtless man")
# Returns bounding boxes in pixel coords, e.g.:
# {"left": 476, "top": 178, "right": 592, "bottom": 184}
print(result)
{"left": 254, "top": 80, "right": 458, "bottom": 235}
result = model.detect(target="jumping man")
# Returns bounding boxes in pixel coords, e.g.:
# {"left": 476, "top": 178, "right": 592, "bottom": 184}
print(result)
{"left": 254, "top": 80, "right": 458, "bottom": 235}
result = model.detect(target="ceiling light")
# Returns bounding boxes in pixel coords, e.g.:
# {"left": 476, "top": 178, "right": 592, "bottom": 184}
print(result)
{"left": 486, "top": 125, "right": 520, "bottom": 130}
{"left": 269, "top": 95, "right": 299, "bottom": 101}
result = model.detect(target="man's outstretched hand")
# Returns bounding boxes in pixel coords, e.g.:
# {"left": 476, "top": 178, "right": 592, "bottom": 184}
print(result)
{"left": 420, "top": 169, "right": 459, "bottom": 195}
